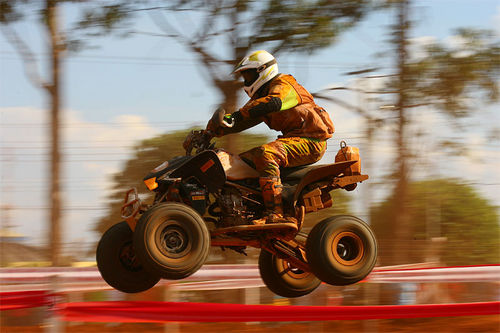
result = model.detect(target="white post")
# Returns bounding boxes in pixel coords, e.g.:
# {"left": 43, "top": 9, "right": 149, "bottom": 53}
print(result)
{"left": 164, "top": 283, "right": 180, "bottom": 333}
{"left": 45, "top": 274, "right": 62, "bottom": 333}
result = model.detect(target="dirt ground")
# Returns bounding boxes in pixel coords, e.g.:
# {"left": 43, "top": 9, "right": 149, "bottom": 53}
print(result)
{"left": 2, "top": 316, "right": 499, "bottom": 333}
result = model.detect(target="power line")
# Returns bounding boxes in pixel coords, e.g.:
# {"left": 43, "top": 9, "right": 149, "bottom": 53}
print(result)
{"left": 0, "top": 159, "right": 131, "bottom": 162}
{"left": 0, "top": 120, "right": 198, "bottom": 128}
{"left": 4, "top": 206, "right": 108, "bottom": 211}
{"left": 0, "top": 151, "right": 134, "bottom": 156}
{"left": 1, "top": 179, "right": 115, "bottom": 184}
{"left": 0, "top": 145, "right": 136, "bottom": 150}
{"left": 0, "top": 51, "right": 365, "bottom": 69}
{"left": 1, "top": 117, "right": 492, "bottom": 129}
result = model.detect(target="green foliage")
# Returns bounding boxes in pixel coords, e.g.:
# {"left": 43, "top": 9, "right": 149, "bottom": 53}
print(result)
{"left": 75, "top": 4, "right": 135, "bottom": 37}
{"left": 373, "top": 3, "right": 499, "bottom": 265}
{"left": 0, "top": 0, "right": 23, "bottom": 23}
{"left": 0, "top": 1, "right": 138, "bottom": 53}
{"left": 371, "top": 178, "right": 500, "bottom": 266}
{"left": 95, "top": 130, "right": 270, "bottom": 235}
{"left": 403, "top": 28, "right": 500, "bottom": 116}
{"left": 252, "top": 0, "right": 369, "bottom": 53}
{"left": 77, "top": 0, "right": 371, "bottom": 52}
{"left": 71, "top": 0, "right": 372, "bottom": 78}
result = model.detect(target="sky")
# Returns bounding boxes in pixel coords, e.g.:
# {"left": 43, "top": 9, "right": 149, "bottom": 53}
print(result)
{"left": 0, "top": 0, "right": 499, "bottom": 255}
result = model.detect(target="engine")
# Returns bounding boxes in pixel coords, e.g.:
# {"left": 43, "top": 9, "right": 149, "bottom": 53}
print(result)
{"left": 209, "top": 187, "right": 262, "bottom": 227}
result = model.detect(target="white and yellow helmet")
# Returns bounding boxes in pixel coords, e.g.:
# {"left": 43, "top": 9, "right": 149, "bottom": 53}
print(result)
{"left": 233, "top": 50, "right": 278, "bottom": 97}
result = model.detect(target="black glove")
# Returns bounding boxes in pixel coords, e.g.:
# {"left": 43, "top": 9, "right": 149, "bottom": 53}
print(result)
{"left": 182, "top": 131, "right": 196, "bottom": 152}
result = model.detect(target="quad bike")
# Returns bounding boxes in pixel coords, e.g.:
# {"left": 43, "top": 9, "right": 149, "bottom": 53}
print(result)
{"left": 96, "top": 122, "right": 377, "bottom": 298}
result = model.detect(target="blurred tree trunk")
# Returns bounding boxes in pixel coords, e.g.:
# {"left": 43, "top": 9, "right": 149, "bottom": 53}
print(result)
{"left": 46, "top": 0, "right": 63, "bottom": 266}
{"left": 379, "top": 0, "right": 498, "bottom": 265}
{"left": 211, "top": 73, "right": 241, "bottom": 153}
{"left": 0, "top": 0, "right": 65, "bottom": 265}
{"left": 308, "top": 0, "right": 499, "bottom": 266}
{"left": 392, "top": 0, "right": 410, "bottom": 264}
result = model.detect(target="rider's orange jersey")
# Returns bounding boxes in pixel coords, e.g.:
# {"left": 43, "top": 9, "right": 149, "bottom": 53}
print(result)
{"left": 239, "top": 74, "right": 335, "bottom": 140}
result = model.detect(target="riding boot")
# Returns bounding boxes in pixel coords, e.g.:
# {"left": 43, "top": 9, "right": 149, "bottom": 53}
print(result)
{"left": 252, "top": 176, "right": 296, "bottom": 225}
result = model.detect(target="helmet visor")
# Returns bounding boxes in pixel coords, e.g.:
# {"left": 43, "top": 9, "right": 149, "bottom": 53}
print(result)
{"left": 240, "top": 69, "right": 259, "bottom": 87}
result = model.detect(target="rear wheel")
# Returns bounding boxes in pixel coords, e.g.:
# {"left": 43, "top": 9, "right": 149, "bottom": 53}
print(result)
{"left": 96, "top": 221, "right": 160, "bottom": 293}
{"left": 258, "top": 233, "right": 320, "bottom": 298}
{"left": 306, "top": 215, "right": 377, "bottom": 286}
{"left": 133, "top": 202, "right": 210, "bottom": 280}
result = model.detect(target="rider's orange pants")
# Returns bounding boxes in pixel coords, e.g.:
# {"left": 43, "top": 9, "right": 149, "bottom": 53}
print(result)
{"left": 239, "top": 137, "right": 327, "bottom": 177}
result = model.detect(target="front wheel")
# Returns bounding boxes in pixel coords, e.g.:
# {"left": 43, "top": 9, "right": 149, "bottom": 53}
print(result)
{"left": 133, "top": 202, "right": 210, "bottom": 280}
{"left": 306, "top": 215, "right": 377, "bottom": 286}
{"left": 96, "top": 221, "right": 160, "bottom": 293}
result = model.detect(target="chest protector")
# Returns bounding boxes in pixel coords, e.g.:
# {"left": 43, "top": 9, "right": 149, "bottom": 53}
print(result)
{"left": 263, "top": 75, "right": 335, "bottom": 140}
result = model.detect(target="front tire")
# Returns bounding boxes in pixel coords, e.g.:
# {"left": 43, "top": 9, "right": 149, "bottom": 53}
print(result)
{"left": 133, "top": 202, "right": 210, "bottom": 280}
{"left": 96, "top": 221, "right": 160, "bottom": 293}
{"left": 306, "top": 215, "right": 377, "bottom": 286}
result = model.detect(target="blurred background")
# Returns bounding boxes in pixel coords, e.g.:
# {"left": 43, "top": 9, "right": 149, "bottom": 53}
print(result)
{"left": 0, "top": 0, "right": 499, "bottom": 331}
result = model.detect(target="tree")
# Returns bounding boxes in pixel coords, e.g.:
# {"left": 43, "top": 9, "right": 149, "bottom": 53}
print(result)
{"left": 366, "top": 0, "right": 499, "bottom": 264}
{"left": 371, "top": 178, "right": 499, "bottom": 266}
{"left": 76, "top": 1, "right": 373, "bottom": 155}
{"left": 1, "top": 0, "right": 67, "bottom": 265}
{"left": 78, "top": 0, "right": 372, "bottom": 112}
{"left": 0, "top": 0, "right": 138, "bottom": 265}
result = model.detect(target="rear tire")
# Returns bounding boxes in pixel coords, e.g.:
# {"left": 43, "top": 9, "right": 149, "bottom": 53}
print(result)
{"left": 133, "top": 202, "right": 210, "bottom": 280}
{"left": 258, "top": 233, "right": 320, "bottom": 298}
{"left": 96, "top": 221, "right": 160, "bottom": 293}
{"left": 306, "top": 215, "right": 377, "bottom": 286}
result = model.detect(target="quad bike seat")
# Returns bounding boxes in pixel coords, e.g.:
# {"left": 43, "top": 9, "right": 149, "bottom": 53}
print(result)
{"left": 281, "top": 160, "right": 357, "bottom": 183}
{"left": 281, "top": 164, "right": 325, "bottom": 182}
{"left": 281, "top": 160, "right": 359, "bottom": 205}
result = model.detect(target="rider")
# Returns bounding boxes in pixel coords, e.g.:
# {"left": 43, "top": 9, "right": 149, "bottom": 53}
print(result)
{"left": 208, "top": 50, "right": 335, "bottom": 225}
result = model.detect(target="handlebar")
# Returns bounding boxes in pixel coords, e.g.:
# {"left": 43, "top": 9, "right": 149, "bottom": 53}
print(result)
{"left": 184, "top": 108, "right": 234, "bottom": 155}
{"left": 184, "top": 129, "right": 215, "bottom": 156}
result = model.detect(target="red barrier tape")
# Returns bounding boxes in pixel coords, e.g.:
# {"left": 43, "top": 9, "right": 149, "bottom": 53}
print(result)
{"left": 0, "top": 290, "right": 52, "bottom": 310}
{"left": 56, "top": 301, "right": 500, "bottom": 323}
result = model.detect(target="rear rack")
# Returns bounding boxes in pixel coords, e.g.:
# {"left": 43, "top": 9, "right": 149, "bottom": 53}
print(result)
{"left": 333, "top": 174, "right": 369, "bottom": 189}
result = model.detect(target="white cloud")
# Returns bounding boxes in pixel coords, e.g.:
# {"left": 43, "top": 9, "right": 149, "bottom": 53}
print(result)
{"left": 408, "top": 36, "right": 437, "bottom": 61}
{"left": 494, "top": 6, "right": 500, "bottom": 35}
{"left": 0, "top": 106, "right": 162, "bottom": 247}
{"left": 63, "top": 111, "right": 160, "bottom": 147}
